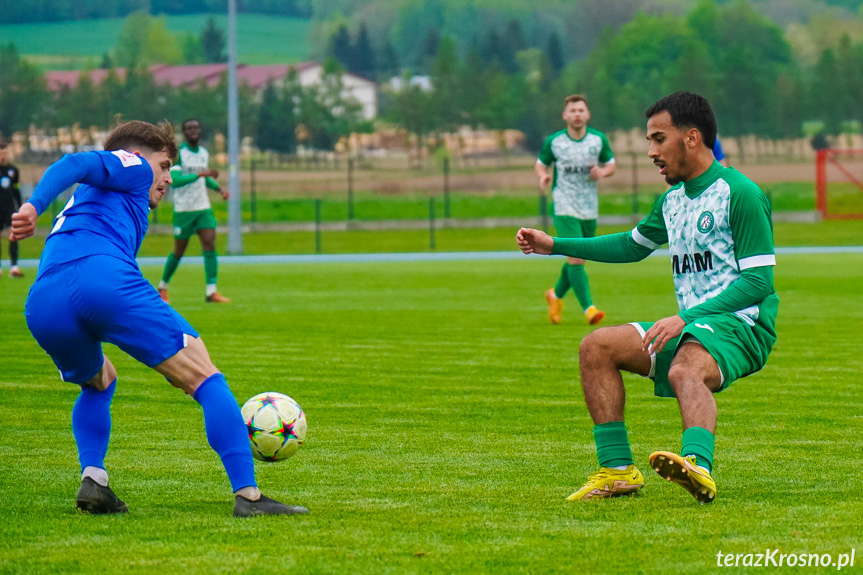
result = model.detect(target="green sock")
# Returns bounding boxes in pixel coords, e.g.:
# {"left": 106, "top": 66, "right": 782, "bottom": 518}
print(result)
{"left": 682, "top": 426, "right": 715, "bottom": 473}
{"left": 161, "top": 253, "right": 180, "bottom": 283}
{"left": 594, "top": 421, "right": 634, "bottom": 468}
{"left": 567, "top": 263, "right": 593, "bottom": 310}
{"left": 554, "top": 263, "right": 570, "bottom": 299}
{"left": 203, "top": 250, "right": 218, "bottom": 286}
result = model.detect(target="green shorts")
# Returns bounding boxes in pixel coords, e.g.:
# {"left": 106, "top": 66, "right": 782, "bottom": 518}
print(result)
{"left": 631, "top": 313, "right": 775, "bottom": 398}
{"left": 553, "top": 215, "right": 597, "bottom": 239}
{"left": 173, "top": 209, "right": 217, "bottom": 240}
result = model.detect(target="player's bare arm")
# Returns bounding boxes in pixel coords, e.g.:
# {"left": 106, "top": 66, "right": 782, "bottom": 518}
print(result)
{"left": 516, "top": 227, "right": 554, "bottom": 255}
{"left": 589, "top": 162, "right": 617, "bottom": 181}
{"left": 534, "top": 162, "right": 552, "bottom": 195}
{"left": 9, "top": 202, "right": 38, "bottom": 241}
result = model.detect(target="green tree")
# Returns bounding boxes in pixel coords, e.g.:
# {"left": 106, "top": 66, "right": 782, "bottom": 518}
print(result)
{"left": 429, "top": 35, "right": 461, "bottom": 134}
{"left": 182, "top": 34, "right": 206, "bottom": 65}
{"left": 299, "top": 58, "right": 371, "bottom": 150}
{"left": 115, "top": 12, "right": 183, "bottom": 68}
{"left": 416, "top": 28, "right": 440, "bottom": 72}
{"left": 387, "top": 73, "right": 435, "bottom": 163}
{"left": 547, "top": 32, "right": 566, "bottom": 77}
{"left": 255, "top": 81, "right": 297, "bottom": 153}
{"left": 328, "top": 25, "right": 353, "bottom": 71}
{"left": 201, "top": 17, "right": 227, "bottom": 63}
{"left": 352, "top": 23, "right": 376, "bottom": 77}
{"left": 378, "top": 40, "right": 400, "bottom": 80}
{"left": 0, "top": 43, "right": 47, "bottom": 136}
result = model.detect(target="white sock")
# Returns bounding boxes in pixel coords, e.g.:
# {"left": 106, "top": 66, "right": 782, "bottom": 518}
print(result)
{"left": 685, "top": 454, "right": 711, "bottom": 475}
{"left": 235, "top": 486, "right": 261, "bottom": 500}
{"left": 206, "top": 284, "right": 217, "bottom": 297}
{"left": 10, "top": 265, "right": 19, "bottom": 272}
{"left": 82, "top": 466, "right": 109, "bottom": 486}
{"left": 610, "top": 465, "right": 629, "bottom": 471}
{"left": 157, "top": 280, "right": 168, "bottom": 290}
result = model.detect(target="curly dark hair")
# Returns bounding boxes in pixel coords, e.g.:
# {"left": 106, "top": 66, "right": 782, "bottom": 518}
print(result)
{"left": 645, "top": 92, "right": 716, "bottom": 150}
{"left": 104, "top": 120, "right": 178, "bottom": 162}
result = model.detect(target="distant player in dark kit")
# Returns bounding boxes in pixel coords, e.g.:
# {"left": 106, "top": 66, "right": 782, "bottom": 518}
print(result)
{"left": 517, "top": 92, "right": 778, "bottom": 504}
{"left": 157, "top": 118, "right": 230, "bottom": 304}
{"left": 0, "top": 143, "right": 24, "bottom": 278}
{"left": 10, "top": 120, "right": 307, "bottom": 517}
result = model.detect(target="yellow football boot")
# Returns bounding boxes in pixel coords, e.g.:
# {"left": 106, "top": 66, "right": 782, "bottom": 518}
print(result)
{"left": 545, "top": 289, "right": 564, "bottom": 324}
{"left": 584, "top": 305, "right": 605, "bottom": 325}
{"left": 649, "top": 451, "right": 716, "bottom": 504}
{"left": 566, "top": 465, "right": 644, "bottom": 501}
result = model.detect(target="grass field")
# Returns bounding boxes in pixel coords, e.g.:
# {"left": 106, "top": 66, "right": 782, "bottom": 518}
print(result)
{"left": 9, "top": 221, "right": 863, "bottom": 262}
{"left": 1, "top": 221, "right": 861, "bottom": 573}
{"left": 0, "top": 14, "right": 311, "bottom": 69}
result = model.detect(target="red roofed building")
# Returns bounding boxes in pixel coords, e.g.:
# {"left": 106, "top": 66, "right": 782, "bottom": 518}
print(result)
{"left": 45, "top": 62, "right": 377, "bottom": 119}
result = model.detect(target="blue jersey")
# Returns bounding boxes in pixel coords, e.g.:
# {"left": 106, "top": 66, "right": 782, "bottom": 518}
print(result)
{"left": 712, "top": 138, "right": 726, "bottom": 162}
{"left": 27, "top": 150, "right": 154, "bottom": 273}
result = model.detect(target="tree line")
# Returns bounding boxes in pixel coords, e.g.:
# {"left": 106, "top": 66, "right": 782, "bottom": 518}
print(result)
{"left": 0, "top": 0, "right": 312, "bottom": 24}
{"left": 2, "top": 0, "right": 863, "bottom": 153}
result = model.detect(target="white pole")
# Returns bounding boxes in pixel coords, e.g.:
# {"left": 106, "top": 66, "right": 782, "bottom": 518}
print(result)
{"left": 227, "top": 0, "right": 243, "bottom": 254}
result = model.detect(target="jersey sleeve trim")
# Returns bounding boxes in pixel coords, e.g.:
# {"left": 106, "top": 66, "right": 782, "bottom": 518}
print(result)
{"left": 631, "top": 227, "right": 660, "bottom": 250}
{"left": 601, "top": 157, "right": 616, "bottom": 165}
{"left": 738, "top": 254, "right": 776, "bottom": 269}
{"left": 536, "top": 158, "right": 550, "bottom": 166}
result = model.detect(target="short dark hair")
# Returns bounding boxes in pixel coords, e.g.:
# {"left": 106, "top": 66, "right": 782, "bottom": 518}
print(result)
{"left": 564, "top": 94, "right": 588, "bottom": 108}
{"left": 0, "top": 143, "right": 7, "bottom": 150}
{"left": 645, "top": 92, "right": 716, "bottom": 150}
{"left": 182, "top": 118, "right": 201, "bottom": 129}
{"left": 104, "top": 120, "right": 178, "bottom": 162}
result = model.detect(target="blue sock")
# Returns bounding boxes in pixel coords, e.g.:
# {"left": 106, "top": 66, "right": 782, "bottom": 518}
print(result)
{"left": 72, "top": 380, "right": 116, "bottom": 472}
{"left": 193, "top": 373, "right": 256, "bottom": 492}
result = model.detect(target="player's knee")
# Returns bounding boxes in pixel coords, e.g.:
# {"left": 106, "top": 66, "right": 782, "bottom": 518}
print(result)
{"left": 667, "top": 363, "right": 708, "bottom": 393}
{"left": 579, "top": 328, "right": 613, "bottom": 363}
{"left": 567, "top": 257, "right": 585, "bottom": 266}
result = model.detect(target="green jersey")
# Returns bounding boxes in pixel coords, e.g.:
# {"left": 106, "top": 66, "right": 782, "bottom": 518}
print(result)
{"left": 538, "top": 127, "right": 614, "bottom": 220}
{"left": 632, "top": 161, "right": 778, "bottom": 334}
{"left": 170, "top": 143, "right": 219, "bottom": 213}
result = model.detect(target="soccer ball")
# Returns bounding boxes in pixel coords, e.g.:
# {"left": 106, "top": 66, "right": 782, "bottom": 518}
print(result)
{"left": 241, "top": 392, "right": 307, "bottom": 462}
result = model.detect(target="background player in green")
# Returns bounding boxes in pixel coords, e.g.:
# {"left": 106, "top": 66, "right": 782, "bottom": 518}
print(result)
{"left": 517, "top": 92, "right": 778, "bottom": 504}
{"left": 157, "top": 118, "right": 231, "bottom": 303}
{"left": 536, "top": 94, "right": 616, "bottom": 326}
{"left": 0, "top": 143, "right": 24, "bottom": 278}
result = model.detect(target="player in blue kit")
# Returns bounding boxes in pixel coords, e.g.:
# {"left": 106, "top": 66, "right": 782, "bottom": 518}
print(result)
{"left": 10, "top": 120, "right": 307, "bottom": 517}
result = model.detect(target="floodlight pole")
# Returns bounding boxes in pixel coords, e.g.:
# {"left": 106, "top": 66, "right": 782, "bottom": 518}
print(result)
{"left": 227, "top": 0, "right": 243, "bottom": 254}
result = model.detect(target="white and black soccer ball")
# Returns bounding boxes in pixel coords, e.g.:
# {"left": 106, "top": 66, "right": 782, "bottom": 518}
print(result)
{"left": 241, "top": 392, "right": 306, "bottom": 462}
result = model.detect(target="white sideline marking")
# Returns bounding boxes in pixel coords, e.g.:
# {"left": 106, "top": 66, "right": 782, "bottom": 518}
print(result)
{"left": 9, "top": 245, "right": 863, "bottom": 268}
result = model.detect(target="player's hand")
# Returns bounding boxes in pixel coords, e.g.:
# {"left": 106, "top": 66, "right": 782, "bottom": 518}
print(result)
{"left": 642, "top": 315, "right": 686, "bottom": 355}
{"left": 220, "top": 189, "right": 230, "bottom": 200}
{"left": 9, "top": 202, "right": 37, "bottom": 241}
{"left": 589, "top": 165, "right": 603, "bottom": 181}
{"left": 538, "top": 174, "right": 551, "bottom": 194}
{"left": 516, "top": 227, "right": 554, "bottom": 255}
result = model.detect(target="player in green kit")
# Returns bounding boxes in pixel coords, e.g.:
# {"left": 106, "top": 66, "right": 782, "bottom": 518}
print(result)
{"left": 517, "top": 92, "right": 778, "bottom": 504}
{"left": 157, "top": 119, "right": 230, "bottom": 303}
{"left": 536, "top": 94, "right": 616, "bottom": 326}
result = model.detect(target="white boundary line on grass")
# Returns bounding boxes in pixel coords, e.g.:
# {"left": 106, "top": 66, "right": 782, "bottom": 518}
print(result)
{"left": 9, "top": 245, "right": 863, "bottom": 268}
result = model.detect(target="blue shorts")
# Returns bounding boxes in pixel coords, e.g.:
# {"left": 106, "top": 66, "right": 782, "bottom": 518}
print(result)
{"left": 25, "top": 255, "right": 199, "bottom": 384}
